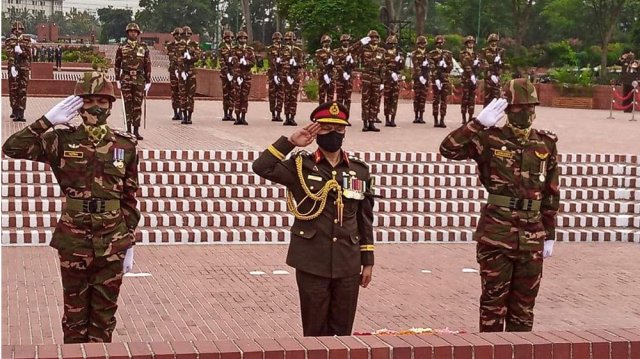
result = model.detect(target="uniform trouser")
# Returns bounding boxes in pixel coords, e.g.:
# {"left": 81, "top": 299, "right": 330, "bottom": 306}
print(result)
{"left": 383, "top": 79, "right": 399, "bottom": 118}
{"left": 120, "top": 74, "right": 145, "bottom": 126}
{"left": 179, "top": 71, "right": 197, "bottom": 112}
{"left": 8, "top": 72, "right": 17, "bottom": 109}
{"left": 268, "top": 72, "right": 284, "bottom": 113}
{"left": 432, "top": 81, "right": 450, "bottom": 117}
{"left": 169, "top": 68, "right": 180, "bottom": 110}
{"left": 59, "top": 251, "right": 126, "bottom": 343}
{"left": 484, "top": 75, "right": 501, "bottom": 107}
{"left": 296, "top": 270, "right": 360, "bottom": 336}
{"left": 335, "top": 77, "right": 353, "bottom": 112}
{"left": 318, "top": 76, "right": 335, "bottom": 104}
{"left": 9, "top": 69, "right": 29, "bottom": 110}
{"left": 413, "top": 80, "right": 428, "bottom": 113}
{"left": 477, "top": 243, "right": 543, "bottom": 332}
{"left": 460, "top": 75, "right": 477, "bottom": 117}
{"left": 221, "top": 71, "right": 235, "bottom": 113}
{"left": 622, "top": 84, "right": 633, "bottom": 112}
{"left": 233, "top": 75, "right": 252, "bottom": 114}
{"left": 284, "top": 77, "right": 301, "bottom": 116}
{"left": 361, "top": 74, "right": 382, "bottom": 122}
{"left": 56, "top": 58, "right": 62, "bottom": 68}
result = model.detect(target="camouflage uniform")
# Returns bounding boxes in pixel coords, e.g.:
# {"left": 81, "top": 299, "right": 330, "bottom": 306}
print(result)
{"left": 2, "top": 72, "right": 140, "bottom": 343}
{"left": 315, "top": 35, "right": 335, "bottom": 105}
{"left": 481, "top": 33, "right": 506, "bottom": 106}
{"left": 6, "top": 21, "right": 33, "bottom": 122}
{"left": 429, "top": 35, "right": 453, "bottom": 128}
{"left": 439, "top": 79, "right": 560, "bottom": 332}
{"left": 459, "top": 36, "right": 480, "bottom": 123}
{"left": 618, "top": 51, "right": 636, "bottom": 113}
{"left": 266, "top": 32, "right": 285, "bottom": 121}
{"left": 356, "top": 30, "right": 385, "bottom": 132}
{"left": 176, "top": 26, "right": 202, "bottom": 124}
{"left": 281, "top": 32, "right": 305, "bottom": 126}
{"left": 114, "top": 23, "right": 151, "bottom": 137}
{"left": 232, "top": 31, "right": 255, "bottom": 125}
{"left": 218, "top": 30, "right": 236, "bottom": 121}
{"left": 383, "top": 35, "right": 404, "bottom": 127}
{"left": 333, "top": 34, "right": 356, "bottom": 112}
{"left": 165, "top": 28, "right": 183, "bottom": 121}
{"left": 411, "top": 36, "right": 430, "bottom": 124}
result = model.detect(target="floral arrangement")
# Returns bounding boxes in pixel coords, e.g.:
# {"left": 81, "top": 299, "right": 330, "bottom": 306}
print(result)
{"left": 354, "top": 327, "right": 462, "bottom": 336}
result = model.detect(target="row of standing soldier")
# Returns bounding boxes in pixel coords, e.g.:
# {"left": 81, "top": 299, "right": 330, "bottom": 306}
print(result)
{"left": 165, "top": 26, "right": 202, "bottom": 125}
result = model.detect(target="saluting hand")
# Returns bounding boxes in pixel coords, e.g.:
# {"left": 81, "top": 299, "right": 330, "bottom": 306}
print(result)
{"left": 361, "top": 265, "right": 373, "bottom": 288}
{"left": 288, "top": 122, "right": 321, "bottom": 147}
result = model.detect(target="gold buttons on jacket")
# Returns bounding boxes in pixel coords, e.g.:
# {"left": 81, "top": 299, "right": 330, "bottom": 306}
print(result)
{"left": 332, "top": 237, "right": 337, "bottom": 242}
{"left": 299, "top": 231, "right": 304, "bottom": 235}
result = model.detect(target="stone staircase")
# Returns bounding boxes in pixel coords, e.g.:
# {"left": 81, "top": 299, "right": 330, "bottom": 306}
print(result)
{"left": 2, "top": 150, "right": 639, "bottom": 245}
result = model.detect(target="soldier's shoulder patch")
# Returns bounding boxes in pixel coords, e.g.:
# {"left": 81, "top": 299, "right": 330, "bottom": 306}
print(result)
{"left": 348, "top": 155, "right": 369, "bottom": 168}
{"left": 113, "top": 130, "right": 138, "bottom": 145}
{"left": 536, "top": 129, "right": 558, "bottom": 143}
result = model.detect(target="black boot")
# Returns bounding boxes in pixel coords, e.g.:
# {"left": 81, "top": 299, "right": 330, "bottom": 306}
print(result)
{"left": 10, "top": 108, "right": 16, "bottom": 119}
{"left": 271, "top": 111, "right": 277, "bottom": 121}
{"left": 418, "top": 111, "right": 425, "bottom": 124}
{"left": 187, "top": 111, "right": 193, "bottom": 124}
{"left": 385, "top": 114, "right": 392, "bottom": 127}
{"left": 389, "top": 116, "right": 397, "bottom": 127}
{"left": 368, "top": 120, "right": 380, "bottom": 132}
{"left": 433, "top": 115, "right": 439, "bottom": 127}
{"left": 289, "top": 115, "right": 297, "bottom": 126}
{"left": 362, "top": 120, "right": 370, "bottom": 132}
{"left": 438, "top": 115, "right": 447, "bottom": 128}
{"left": 413, "top": 111, "right": 420, "bottom": 124}
{"left": 127, "top": 122, "right": 132, "bottom": 133}
{"left": 241, "top": 112, "right": 248, "bottom": 125}
{"left": 233, "top": 112, "right": 242, "bottom": 125}
{"left": 133, "top": 126, "right": 144, "bottom": 140}
{"left": 468, "top": 111, "right": 474, "bottom": 122}
{"left": 462, "top": 113, "right": 467, "bottom": 124}
{"left": 181, "top": 110, "right": 189, "bottom": 124}
{"left": 275, "top": 111, "right": 283, "bottom": 122}
{"left": 172, "top": 108, "right": 180, "bottom": 121}
{"left": 15, "top": 109, "right": 26, "bottom": 122}
{"left": 374, "top": 116, "right": 382, "bottom": 123}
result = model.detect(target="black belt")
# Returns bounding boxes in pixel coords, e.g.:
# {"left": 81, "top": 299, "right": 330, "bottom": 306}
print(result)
{"left": 66, "top": 198, "right": 120, "bottom": 213}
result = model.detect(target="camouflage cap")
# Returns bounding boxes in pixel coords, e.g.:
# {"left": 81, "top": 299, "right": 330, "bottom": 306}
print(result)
{"left": 237, "top": 31, "right": 248, "bottom": 39}
{"left": 182, "top": 26, "right": 192, "bottom": 34}
{"left": 172, "top": 27, "right": 182, "bottom": 36}
{"left": 435, "top": 35, "right": 445, "bottom": 43}
{"left": 464, "top": 35, "right": 475, "bottom": 44}
{"left": 74, "top": 72, "right": 116, "bottom": 102}
{"left": 367, "top": 30, "right": 380, "bottom": 38}
{"left": 126, "top": 22, "right": 141, "bottom": 33}
{"left": 340, "top": 34, "right": 351, "bottom": 41}
{"left": 272, "top": 32, "right": 282, "bottom": 40}
{"left": 416, "top": 35, "right": 427, "bottom": 45}
{"left": 284, "top": 31, "right": 295, "bottom": 40}
{"left": 223, "top": 30, "right": 234, "bottom": 39}
{"left": 12, "top": 21, "right": 25, "bottom": 30}
{"left": 502, "top": 78, "right": 539, "bottom": 105}
{"left": 321, "top": 34, "right": 331, "bottom": 43}
{"left": 487, "top": 33, "right": 499, "bottom": 42}
{"left": 386, "top": 35, "right": 398, "bottom": 44}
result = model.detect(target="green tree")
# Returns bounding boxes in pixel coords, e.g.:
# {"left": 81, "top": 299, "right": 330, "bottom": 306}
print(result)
{"left": 65, "top": 8, "right": 99, "bottom": 37}
{"left": 135, "top": 0, "right": 213, "bottom": 39}
{"left": 97, "top": 7, "right": 133, "bottom": 44}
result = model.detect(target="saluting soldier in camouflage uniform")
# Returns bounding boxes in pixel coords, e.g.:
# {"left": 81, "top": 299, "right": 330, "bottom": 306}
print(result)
{"left": 6, "top": 21, "right": 33, "bottom": 122}
{"left": 231, "top": 31, "right": 255, "bottom": 126}
{"left": 282, "top": 31, "right": 305, "bottom": 126}
{"left": 267, "top": 32, "right": 285, "bottom": 122}
{"left": 459, "top": 35, "right": 480, "bottom": 124}
{"left": 253, "top": 101, "right": 375, "bottom": 336}
{"left": 481, "top": 33, "right": 505, "bottom": 106}
{"left": 411, "top": 36, "right": 429, "bottom": 124}
{"left": 429, "top": 35, "right": 453, "bottom": 128}
{"left": 354, "top": 30, "right": 385, "bottom": 132}
{"left": 333, "top": 34, "right": 356, "bottom": 112}
{"left": 218, "top": 30, "right": 236, "bottom": 121}
{"left": 315, "top": 35, "right": 336, "bottom": 104}
{"left": 177, "top": 26, "right": 202, "bottom": 125}
{"left": 114, "top": 22, "right": 151, "bottom": 139}
{"left": 166, "top": 27, "right": 183, "bottom": 121}
{"left": 440, "top": 79, "right": 560, "bottom": 332}
{"left": 383, "top": 35, "right": 404, "bottom": 127}
{"left": 2, "top": 72, "right": 140, "bottom": 343}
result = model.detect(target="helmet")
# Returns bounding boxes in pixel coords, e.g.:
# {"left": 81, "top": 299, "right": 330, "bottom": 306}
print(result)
{"left": 172, "top": 27, "right": 182, "bottom": 36}
{"left": 502, "top": 78, "right": 539, "bottom": 105}
{"left": 284, "top": 31, "right": 295, "bottom": 40}
{"left": 367, "top": 30, "right": 379, "bottom": 38}
{"left": 272, "top": 32, "right": 282, "bottom": 40}
{"left": 416, "top": 36, "right": 427, "bottom": 45}
{"left": 386, "top": 35, "right": 398, "bottom": 44}
{"left": 487, "top": 33, "right": 499, "bottom": 42}
{"left": 182, "top": 26, "right": 192, "bottom": 35}
{"left": 340, "top": 34, "right": 350, "bottom": 42}
{"left": 464, "top": 35, "right": 475, "bottom": 44}
{"left": 237, "top": 31, "right": 248, "bottom": 39}
{"left": 12, "top": 21, "right": 25, "bottom": 30}
{"left": 125, "top": 23, "right": 140, "bottom": 33}
{"left": 435, "top": 35, "right": 445, "bottom": 44}
{"left": 74, "top": 72, "right": 116, "bottom": 102}
{"left": 320, "top": 34, "right": 331, "bottom": 43}
{"left": 223, "top": 30, "right": 234, "bottom": 39}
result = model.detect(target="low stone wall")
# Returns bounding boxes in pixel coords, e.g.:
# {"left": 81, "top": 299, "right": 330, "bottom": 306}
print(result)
{"left": 195, "top": 68, "right": 268, "bottom": 100}
{"left": 1, "top": 79, "right": 173, "bottom": 99}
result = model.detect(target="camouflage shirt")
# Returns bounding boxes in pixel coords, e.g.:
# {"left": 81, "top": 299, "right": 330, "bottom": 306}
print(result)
{"left": 332, "top": 46, "right": 357, "bottom": 75}
{"left": 358, "top": 44, "right": 386, "bottom": 78}
{"left": 315, "top": 46, "right": 334, "bottom": 77}
{"left": 411, "top": 48, "right": 430, "bottom": 80}
{"left": 439, "top": 120, "right": 560, "bottom": 251}
{"left": 459, "top": 48, "right": 480, "bottom": 76}
{"left": 429, "top": 48, "right": 453, "bottom": 81}
{"left": 5, "top": 34, "right": 33, "bottom": 69}
{"left": 165, "top": 40, "right": 180, "bottom": 71}
{"left": 232, "top": 44, "right": 255, "bottom": 77}
{"left": 481, "top": 46, "right": 506, "bottom": 76}
{"left": 281, "top": 44, "right": 305, "bottom": 77}
{"left": 384, "top": 47, "right": 404, "bottom": 77}
{"left": 180, "top": 39, "right": 202, "bottom": 74}
{"left": 218, "top": 41, "right": 235, "bottom": 76}
{"left": 2, "top": 117, "right": 141, "bottom": 257}
{"left": 266, "top": 44, "right": 282, "bottom": 76}
{"left": 114, "top": 40, "right": 151, "bottom": 83}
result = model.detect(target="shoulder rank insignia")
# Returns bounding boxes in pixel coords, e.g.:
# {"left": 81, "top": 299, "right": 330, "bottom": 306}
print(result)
{"left": 535, "top": 151, "right": 549, "bottom": 160}
{"left": 68, "top": 143, "right": 80, "bottom": 149}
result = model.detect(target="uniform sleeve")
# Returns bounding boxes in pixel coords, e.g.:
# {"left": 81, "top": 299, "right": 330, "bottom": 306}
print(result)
{"left": 541, "top": 140, "right": 560, "bottom": 241}
{"left": 247, "top": 48, "right": 255, "bottom": 67}
{"left": 114, "top": 47, "right": 123, "bottom": 81}
{"left": 251, "top": 136, "right": 298, "bottom": 187}
{"left": 144, "top": 47, "right": 151, "bottom": 83}
{"left": 6, "top": 40, "right": 15, "bottom": 67}
{"left": 122, "top": 148, "right": 141, "bottom": 234}
{"left": 439, "top": 120, "right": 485, "bottom": 161}
{"left": 358, "top": 169, "right": 375, "bottom": 266}
{"left": 2, "top": 116, "right": 59, "bottom": 165}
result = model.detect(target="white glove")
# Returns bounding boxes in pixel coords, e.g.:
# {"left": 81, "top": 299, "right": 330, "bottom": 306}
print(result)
{"left": 14, "top": 45, "right": 23, "bottom": 54}
{"left": 227, "top": 73, "right": 233, "bottom": 82}
{"left": 395, "top": 55, "right": 401, "bottom": 62}
{"left": 343, "top": 72, "right": 350, "bottom": 81}
{"left": 184, "top": 51, "right": 191, "bottom": 60}
{"left": 346, "top": 54, "right": 353, "bottom": 63}
{"left": 227, "top": 56, "right": 233, "bottom": 63}
{"left": 471, "top": 74, "right": 477, "bottom": 85}
{"left": 435, "top": 79, "right": 442, "bottom": 90}
{"left": 419, "top": 76, "right": 427, "bottom": 85}
{"left": 240, "top": 57, "right": 247, "bottom": 65}
{"left": 494, "top": 55, "right": 501, "bottom": 64}
{"left": 181, "top": 71, "right": 187, "bottom": 80}
{"left": 116, "top": 80, "right": 121, "bottom": 89}
{"left": 379, "top": 84, "right": 384, "bottom": 91}
{"left": 476, "top": 98, "right": 508, "bottom": 127}
{"left": 174, "top": 70, "right": 179, "bottom": 78}
{"left": 491, "top": 75, "right": 499, "bottom": 84}
{"left": 473, "top": 59, "right": 479, "bottom": 66}
{"left": 543, "top": 240, "right": 554, "bottom": 258}
{"left": 237, "top": 77, "right": 244, "bottom": 85}
{"left": 276, "top": 57, "right": 281, "bottom": 64}
{"left": 422, "top": 60, "right": 428, "bottom": 67}
{"left": 391, "top": 72, "right": 399, "bottom": 82}
{"left": 44, "top": 95, "right": 83, "bottom": 125}
{"left": 323, "top": 74, "right": 331, "bottom": 84}
{"left": 10, "top": 66, "right": 18, "bottom": 78}
{"left": 360, "top": 36, "right": 371, "bottom": 45}
{"left": 289, "top": 58, "right": 297, "bottom": 66}
{"left": 287, "top": 76, "right": 294, "bottom": 85}
{"left": 123, "top": 247, "right": 134, "bottom": 273}
{"left": 273, "top": 75, "right": 280, "bottom": 85}
{"left": 327, "top": 57, "right": 334, "bottom": 65}
{"left": 439, "top": 59, "right": 447, "bottom": 68}
{"left": 144, "top": 82, "right": 151, "bottom": 95}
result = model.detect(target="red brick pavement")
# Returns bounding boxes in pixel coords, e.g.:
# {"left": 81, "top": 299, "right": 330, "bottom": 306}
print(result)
{"left": 3, "top": 243, "right": 639, "bottom": 345}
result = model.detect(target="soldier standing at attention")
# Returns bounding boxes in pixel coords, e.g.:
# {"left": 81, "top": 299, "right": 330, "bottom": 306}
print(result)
{"left": 429, "top": 35, "right": 453, "bottom": 128}
{"left": 252, "top": 101, "right": 375, "bottom": 337}
{"left": 459, "top": 35, "right": 480, "bottom": 124}
{"left": 2, "top": 72, "right": 140, "bottom": 343}
{"left": 440, "top": 79, "right": 559, "bottom": 332}
{"left": 481, "top": 33, "right": 505, "bottom": 106}
{"left": 333, "top": 34, "right": 356, "bottom": 112}
{"left": 282, "top": 31, "right": 305, "bottom": 126}
{"left": 355, "top": 30, "right": 385, "bottom": 132}
{"left": 316, "top": 35, "right": 336, "bottom": 105}
{"left": 267, "top": 32, "right": 285, "bottom": 122}
{"left": 618, "top": 49, "right": 636, "bottom": 113}
{"left": 114, "top": 22, "right": 151, "bottom": 139}
{"left": 232, "top": 30, "right": 255, "bottom": 126}
{"left": 218, "top": 30, "right": 236, "bottom": 121}
{"left": 166, "top": 28, "right": 183, "bottom": 121}
{"left": 411, "top": 36, "right": 429, "bottom": 124}
{"left": 383, "top": 34, "right": 404, "bottom": 127}
{"left": 177, "top": 26, "right": 202, "bottom": 125}
{"left": 6, "top": 21, "right": 33, "bottom": 122}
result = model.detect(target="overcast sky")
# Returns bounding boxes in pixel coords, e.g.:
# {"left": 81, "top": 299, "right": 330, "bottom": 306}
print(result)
{"left": 63, "top": 0, "right": 141, "bottom": 13}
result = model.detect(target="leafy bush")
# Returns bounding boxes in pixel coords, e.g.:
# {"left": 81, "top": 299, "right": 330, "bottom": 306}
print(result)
{"left": 549, "top": 66, "right": 594, "bottom": 96}
{"left": 303, "top": 78, "right": 319, "bottom": 101}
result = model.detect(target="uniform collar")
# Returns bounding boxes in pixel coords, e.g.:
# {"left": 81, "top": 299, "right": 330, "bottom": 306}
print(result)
{"left": 314, "top": 148, "right": 350, "bottom": 166}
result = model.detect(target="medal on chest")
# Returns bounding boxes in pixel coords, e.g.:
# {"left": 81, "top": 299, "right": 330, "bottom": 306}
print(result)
{"left": 113, "top": 148, "right": 125, "bottom": 169}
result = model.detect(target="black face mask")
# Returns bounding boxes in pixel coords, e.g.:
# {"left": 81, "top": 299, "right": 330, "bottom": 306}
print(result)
{"left": 316, "top": 131, "right": 344, "bottom": 153}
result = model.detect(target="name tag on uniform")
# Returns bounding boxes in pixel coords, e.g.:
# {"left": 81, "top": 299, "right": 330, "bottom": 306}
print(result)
{"left": 307, "top": 175, "right": 323, "bottom": 182}
{"left": 63, "top": 151, "right": 83, "bottom": 158}
{"left": 492, "top": 148, "right": 514, "bottom": 159}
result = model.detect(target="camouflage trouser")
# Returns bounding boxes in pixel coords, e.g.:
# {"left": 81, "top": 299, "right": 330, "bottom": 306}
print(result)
{"left": 461, "top": 73, "right": 477, "bottom": 116}
{"left": 484, "top": 74, "right": 501, "bottom": 106}
{"left": 432, "top": 80, "right": 450, "bottom": 117}
{"left": 268, "top": 72, "right": 284, "bottom": 113}
{"left": 383, "top": 78, "right": 399, "bottom": 118}
{"left": 335, "top": 77, "right": 353, "bottom": 112}
{"left": 9, "top": 69, "right": 29, "bottom": 110}
{"left": 120, "top": 74, "right": 145, "bottom": 127}
{"left": 477, "top": 243, "right": 543, "bottom": 332}
{"left": 318, "top": 75, "right": 335, "bottom": 105}
{"left": 59, "top": 250, "right": 126, "bottom": 343}
{"left": 361, "top": 73, "right": 382, "bottom": 122}
{"left": 179, "top": 70, "right": 197, "bottom": 112}
{"left": 221, "top": 70, "right": 235, "bottom": 113}
{"left": 284, "top": 76, "right": 300, "bottom": 116}
{"left": 169, "top": 67, "right": 180, "bottom": 110}
{"left": 233, "top": 75, "right": 252, "bottom": 114}
{"left": 412, "top": 79, "right": 428, "bottom": 113}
